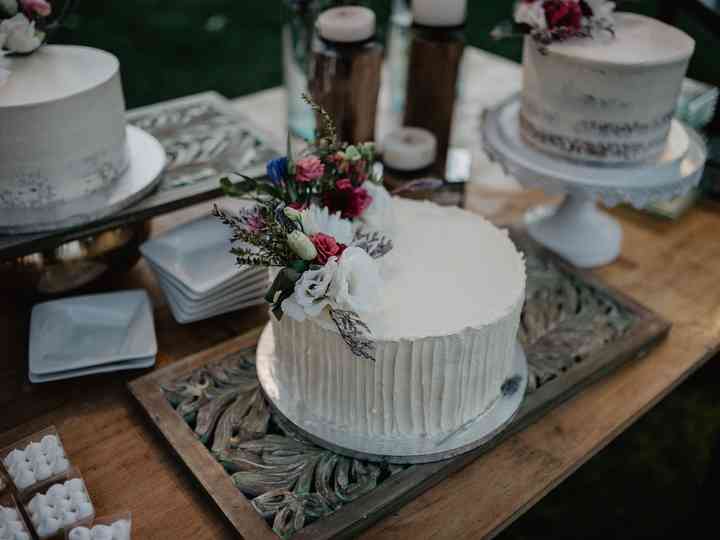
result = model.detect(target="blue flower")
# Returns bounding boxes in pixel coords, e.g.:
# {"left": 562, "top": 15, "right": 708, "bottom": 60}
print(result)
{"left": 267, "top": 157, "right": 289, "bottom": 184}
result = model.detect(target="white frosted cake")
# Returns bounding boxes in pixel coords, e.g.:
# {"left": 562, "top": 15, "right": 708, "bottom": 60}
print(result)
{"left": 270, "top": 198, "right": 526, "bottom": 439}
{"left": 0, "top": 45, "right": 128, "bottom": 230}
{"left": 520, "top": 13, "right": 695, "bottom": 164}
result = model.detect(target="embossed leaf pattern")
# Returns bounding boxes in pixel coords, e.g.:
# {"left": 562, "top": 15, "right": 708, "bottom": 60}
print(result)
{"left": 163, "top": 351, "right": 385, "bottom": 538}
{"left": 163, "top": 239, "right": 636, "bottom": 537}
{"left": 515, "top": 237, "right": 634, "bottom": 391}
{"left": 128, "top": 100, "right": 278, "bottom": 191}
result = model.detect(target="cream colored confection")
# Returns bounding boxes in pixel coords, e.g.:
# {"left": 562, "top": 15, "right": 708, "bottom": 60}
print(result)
{"left": 271, "top": 197, "right": 526, "bottom": 438}
{"left": 520, "top": 13, "right": 695, "bottom": 164}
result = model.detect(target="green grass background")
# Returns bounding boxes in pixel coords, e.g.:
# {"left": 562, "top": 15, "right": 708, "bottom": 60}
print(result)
{"left": 53, "top": 1, "right": 720, "bottom": 538}
{"left": 54, "top": 1, "right": 718, "bottom": 109}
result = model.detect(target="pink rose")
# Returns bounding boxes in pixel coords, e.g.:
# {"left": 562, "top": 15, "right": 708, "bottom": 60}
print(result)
{"left": 542, "top": 0, "right": 582, "bottom": 31}
{"left": 323, "top": 179, "right": 373, "bottom": 220}
{"left": 310, "top": 233, "right": 347, "bottom": 265}
{"left": 295, "top": 156, "right": 325, "bottom": 183}
{"left": 21, "top": 0, "right": 51, "bottom": 17}
{"left": 288, "top": 201, "right": 308, "bottom": 211}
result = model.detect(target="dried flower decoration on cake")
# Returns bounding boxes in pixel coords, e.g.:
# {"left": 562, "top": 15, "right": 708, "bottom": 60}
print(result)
{"left": 492, "top": 0, "right": 616, "bottom": 49}
{"left": 214, "top": 95, "right": 394, "bottom": 361}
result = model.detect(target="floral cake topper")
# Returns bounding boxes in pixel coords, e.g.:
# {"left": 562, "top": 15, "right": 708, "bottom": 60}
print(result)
{"left": 493, "top": 0, "right": 616, "bottom": 48}
{"left": 215, "top": 95, "right": 394, "bottom": 361}
{"left": 0, "top": 0, "right": 53, "bottom": 55}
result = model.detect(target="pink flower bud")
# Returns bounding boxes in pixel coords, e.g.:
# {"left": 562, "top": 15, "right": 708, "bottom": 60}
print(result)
{"left": 21, "top": 0, "right": 51, "bottom": 17}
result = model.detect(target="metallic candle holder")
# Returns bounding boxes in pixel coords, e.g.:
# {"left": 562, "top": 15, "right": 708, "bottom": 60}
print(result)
{"left": 0, "top": 222, "right": 149, "bottom": 296}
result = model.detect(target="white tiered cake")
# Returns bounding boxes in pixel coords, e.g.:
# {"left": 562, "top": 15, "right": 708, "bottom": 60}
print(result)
{"left": 265, "top": 198, "right": 526, "bottom": 449}
{"left": 520, "top": 13, "right": 695, "bottom": 164}
{"left": 0, "top": 45, "right": 128, "bottom": 231}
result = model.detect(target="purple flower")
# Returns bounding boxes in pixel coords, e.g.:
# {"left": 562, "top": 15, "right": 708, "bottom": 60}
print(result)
{"left": 267, "top": 157, "right": 289, "bottom": 184}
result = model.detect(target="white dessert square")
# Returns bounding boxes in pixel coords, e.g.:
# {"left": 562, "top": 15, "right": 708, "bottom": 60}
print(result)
{"left": 2, "top": 434, "right": 70, "bottom": 492}
{"left": 27, "top": 477, "right": 94, "bottom": 539}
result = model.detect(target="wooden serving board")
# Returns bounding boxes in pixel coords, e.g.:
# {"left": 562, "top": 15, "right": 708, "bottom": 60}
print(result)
{"left": 129, "top": 234, "right": 670, "bottom": 540}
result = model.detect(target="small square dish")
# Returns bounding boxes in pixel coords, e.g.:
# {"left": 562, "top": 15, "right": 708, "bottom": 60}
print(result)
{"left": 29, "top": 290, "right": 157, "bottom": 376}
{"left": 140, "top": 215, "right": 253, "bottom": 296}
{"left": 145, "top": 258, "right": 266, "bottom": 301}
{"left": 29, "top": 356, "right": 156, "bottom": 384}
{"left": 157, "top": 277, "right": 267, "bottom": 314}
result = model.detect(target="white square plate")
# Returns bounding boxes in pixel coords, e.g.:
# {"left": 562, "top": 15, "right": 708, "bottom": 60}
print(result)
{"left": 147, "top": 259, "right": 267, "bottom": 303}
{"left": 29, "top": 290, "right": 157, "bottom": 375}
{"left": 29, "top": 355, "right": 156, "bottom": 383}
{"left": 164, "top": 288, "right": 266, "bottom": 324}
{"left": 158, "top": 277, "right": 267, "bottom": 315}
{"left": 140, "top": 214, "right": 254, "bottom": 296}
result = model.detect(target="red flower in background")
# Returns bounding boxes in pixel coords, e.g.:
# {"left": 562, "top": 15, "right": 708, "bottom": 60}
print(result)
{"left": 323, "top": 179, "right": 372, "bottom": 219}
{"left": 311, "top": 233, "right": 347, "bottom": 265}
{"left": 542, "top": 0, "right": 582, "bottom": 31}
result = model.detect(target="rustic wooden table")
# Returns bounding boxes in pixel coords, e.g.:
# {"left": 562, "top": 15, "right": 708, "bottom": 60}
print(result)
{"left": 2, "top": 49, "right": 720, "bottom": 539}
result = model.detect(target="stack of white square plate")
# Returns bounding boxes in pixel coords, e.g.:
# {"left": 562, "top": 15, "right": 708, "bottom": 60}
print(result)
{"left": 140, "top": 213, "right": 267, "bottom": 324}
{"left": 29, "top": 290, "right": 157, "bottom": 383}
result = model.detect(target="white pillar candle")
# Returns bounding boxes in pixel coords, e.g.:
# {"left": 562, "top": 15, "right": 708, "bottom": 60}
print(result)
{"left": 412, "top": 0, "right": 467, "bottom": 27}
{"left": 317, "top": 6, "right": 376, "bottom": 43}
{"left": 383, "top": 127, "right": 437, "bottom": 171}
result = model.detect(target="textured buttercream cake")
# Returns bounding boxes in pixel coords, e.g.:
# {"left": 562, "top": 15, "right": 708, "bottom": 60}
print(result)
{"left": 271, "top": 198, "right": 526, "bottom": 438}
{"left": 0, "top": 45, "right": 128, "bottom": 229}
{"left": 520, "top": 13, "right": 695, "bottom": 164}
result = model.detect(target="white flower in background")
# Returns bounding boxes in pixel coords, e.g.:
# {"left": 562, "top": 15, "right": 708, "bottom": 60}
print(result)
{"left": 281, "top": 258, "right": 339, "bottom": 321}
{"left": 330, "top": 247, "right": 382, "bottom": 314}
{"left": 301, "top": 205, "right": 353, "bottom": 245}
{"left": 584, "top": 0, "right": 616, "bottom": 24}
{"left": 514, "top": 1, "right": 547, "bottom": 31}
{"left": 0, "top": 13, "right": 43, "bottom": 54}
{"left": 0, "top": 0, "right": 18, "bottom": 16}
{"left": 360, "top": 182, "right": 395, "bottom": 234}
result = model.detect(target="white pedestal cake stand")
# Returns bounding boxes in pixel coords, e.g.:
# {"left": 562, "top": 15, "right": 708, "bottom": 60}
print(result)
{"left": 256, "top": 324, "right": 528, "bottom": 464}
{"left": 482, "top": 95, "right": 708, "bottom": 268}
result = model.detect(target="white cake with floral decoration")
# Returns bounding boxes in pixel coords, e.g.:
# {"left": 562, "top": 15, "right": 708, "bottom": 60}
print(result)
{"left": 218, "top": 107, "right": 526, "bottom": 451}
{"left": 514, "top": 1, "right": 695, "bottom": 164}
{"left": 268, "top": 197, "right": 526, "bottom": 439}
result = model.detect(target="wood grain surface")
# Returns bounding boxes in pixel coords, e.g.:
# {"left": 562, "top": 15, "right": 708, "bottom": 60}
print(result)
{"left": 2, "top": 48, "right": 720, "bottom": 539}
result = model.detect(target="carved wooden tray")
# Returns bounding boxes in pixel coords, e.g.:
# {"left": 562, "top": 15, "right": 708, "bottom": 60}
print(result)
{"left": 129, "top": 234, "right": 670, "bottom": 540}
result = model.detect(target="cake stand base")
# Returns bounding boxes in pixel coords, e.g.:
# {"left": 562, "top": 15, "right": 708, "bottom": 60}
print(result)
{"left": 482, "top": 95, "right": 707, "bottom": 269}
{"left": 526, "top": 195, "right": 622, "bottom": 268}
{"left": 256, "top": 324, "right": 528, "bottom": 464}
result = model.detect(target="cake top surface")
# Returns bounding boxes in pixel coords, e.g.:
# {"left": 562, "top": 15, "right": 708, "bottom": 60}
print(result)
{"left": 0, "top": 45, "right": 119, "bottom": 108}
{"left": 546, "top": 13, "right": 695, "bottom": 67}
{"left": 364, "top": 198, "right": 526, "bottom": 341}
